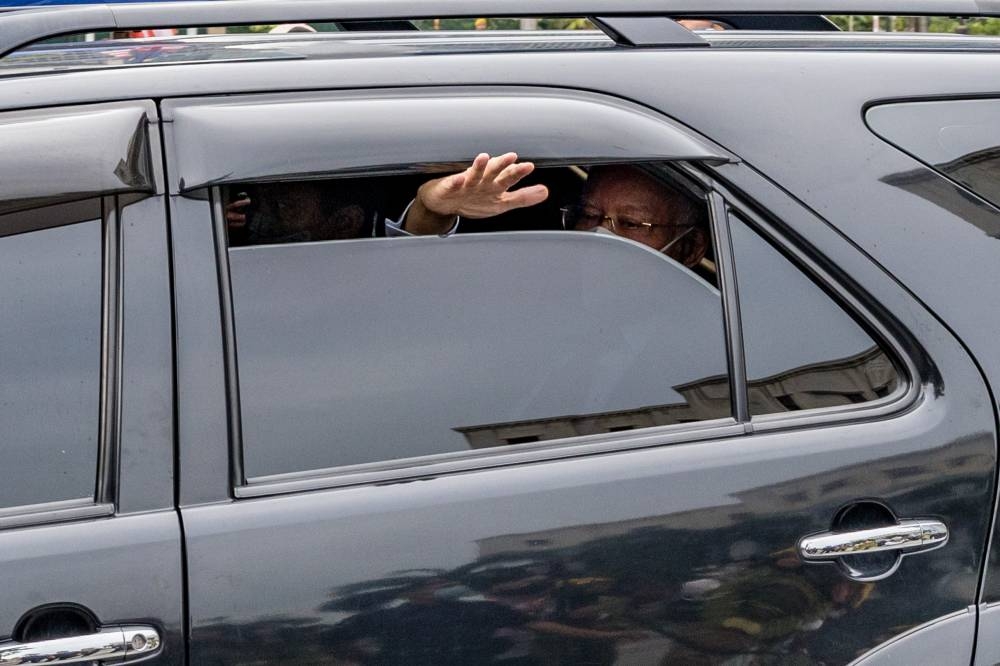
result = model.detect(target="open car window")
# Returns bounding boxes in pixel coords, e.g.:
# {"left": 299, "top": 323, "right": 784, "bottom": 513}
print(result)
{"left": 216, "top": 162, "right": 731, "bottom": 481}
{"left": 219, "top": 163, "right": 719, "bottom": 286}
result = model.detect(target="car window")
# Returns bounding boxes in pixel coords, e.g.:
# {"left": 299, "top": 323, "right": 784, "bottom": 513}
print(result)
{"left": 222, "top": 166, "right": 719, "bottom": 275}
{"left": 728, "top": 213, "right": 901, "bottom": 416}
{"left": 867, "top": 99, "right": 1000, "bottom": 209}
{"left": 224, "top": 165, "right": 732, "bottom": 480}
{"left": 0, "top": 204, "right": 103, "bottom": 509}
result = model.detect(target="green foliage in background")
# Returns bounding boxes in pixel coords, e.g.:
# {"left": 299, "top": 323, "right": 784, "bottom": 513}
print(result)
{"left": 827, "top": 15, "right": 1000, "bottom": 34}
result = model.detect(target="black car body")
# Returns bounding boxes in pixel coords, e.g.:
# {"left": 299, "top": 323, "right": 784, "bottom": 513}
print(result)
{"left": 2, "top": 2, "right": 1000, "bottom": 664}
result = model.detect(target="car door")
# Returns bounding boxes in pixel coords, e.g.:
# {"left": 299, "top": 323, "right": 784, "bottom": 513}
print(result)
{"left": 165, "top": 87, "right": 995, "bottom": 665}
{"left": 860, "top": 96, "right": 1000, "bottom": 666}
{"left": 0, "top": 102, "right": 181, "bottom": 663}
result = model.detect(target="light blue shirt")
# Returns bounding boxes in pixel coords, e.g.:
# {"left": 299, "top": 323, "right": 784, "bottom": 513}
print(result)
{"left": 385, "top": 199, "right": 460, "bottom": 237}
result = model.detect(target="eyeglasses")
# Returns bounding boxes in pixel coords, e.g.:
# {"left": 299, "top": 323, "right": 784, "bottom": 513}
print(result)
{"left": 560, "top": 205, "right": 694, "bottom": 237}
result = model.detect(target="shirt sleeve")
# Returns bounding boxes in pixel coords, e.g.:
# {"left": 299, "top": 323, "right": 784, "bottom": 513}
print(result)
{"left": 385, "top": 199, "right": 460, "bottom": 237}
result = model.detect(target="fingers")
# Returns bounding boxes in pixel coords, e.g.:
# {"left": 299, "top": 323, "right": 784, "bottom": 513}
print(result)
{"left": 465, "top": 153, "right": 490, "bottom": 186}
{"left": 482, "top": 152, "right": 518, "bottom": 182}
{"left": 226, "top": 198, "right": 251, "bottom": 225}
{"left": 501, "top": 184, "right": 549, "bottom": 210}
{"left": 495, "top": 161, "right": 534, "bottom": 190}
{"left": 424, "top": 152, "right": 541, "bottom": 219}
{"left": 464, "top": 152, "right": 522, "bottom": 189}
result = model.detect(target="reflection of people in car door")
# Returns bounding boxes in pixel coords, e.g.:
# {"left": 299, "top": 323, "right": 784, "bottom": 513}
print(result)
{"left": 400, "top": 153, "right": 708, "bottom": 268}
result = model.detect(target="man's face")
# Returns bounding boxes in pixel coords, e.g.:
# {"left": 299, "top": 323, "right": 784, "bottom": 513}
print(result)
{"left": 576, "top": 166, "right": 701, "bottom": 265}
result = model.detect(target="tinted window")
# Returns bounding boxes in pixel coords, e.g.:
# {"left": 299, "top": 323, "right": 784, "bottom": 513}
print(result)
{"left": 232, "top": 229, "right": 730, "bottom": 479}
{"left": 867, "top": 99, "right": 1000, "bottom": 208}
{"left": 0, "top": 214, "right": 102, "bottom": 508}
{"left": 728, "top": 214, "right": 900, "bottom": 416}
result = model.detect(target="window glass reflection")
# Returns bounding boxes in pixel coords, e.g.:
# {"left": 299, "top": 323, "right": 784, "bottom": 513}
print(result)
{"left": 868, "top": 99, "right": 1000, "bottom": 209}
{"left": 0, "top": 217, "right": 102, "bottom": 507}
{"left": 728, "top": 214, "right": 899, "bottom": 416}
{"left": 228, "top": 165, "right": 731, "bottom": 478}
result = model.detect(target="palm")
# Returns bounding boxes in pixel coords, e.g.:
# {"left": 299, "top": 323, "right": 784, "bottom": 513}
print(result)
{"left": 419, "top": 152, "right": 549, "bottom": 219}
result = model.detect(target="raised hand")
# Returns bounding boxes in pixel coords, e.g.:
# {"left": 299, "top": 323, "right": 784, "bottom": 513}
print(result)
{"left": 404, "top": 152, "right": 549, "bottom": 235}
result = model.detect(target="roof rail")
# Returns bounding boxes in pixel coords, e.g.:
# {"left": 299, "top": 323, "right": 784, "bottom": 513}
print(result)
{"left": 2, "top": 0, "right": 998, "bottom": 58}
{"left": 589, "top": 17, "right": 708, "bottom": 47}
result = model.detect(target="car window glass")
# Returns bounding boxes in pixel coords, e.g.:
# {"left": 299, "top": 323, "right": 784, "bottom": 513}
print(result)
{"left": 728, "top": 213, "right": 900, "bottom": 416}
{"left": 227, "top": 167, "right": 731, "bottom": 479}
{"left": 0, "top": 215, "right": 102, "bottom": 508}
{"left": 867, "top": 99, "right": 1000, "bottom": 209}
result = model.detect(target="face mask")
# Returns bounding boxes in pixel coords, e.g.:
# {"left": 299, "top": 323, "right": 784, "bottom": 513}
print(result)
{"left": 658, "top": 226, "right": 695, "bottom": 255}
{"left": 589, "top": 223, "right": 695, "bottom": 257}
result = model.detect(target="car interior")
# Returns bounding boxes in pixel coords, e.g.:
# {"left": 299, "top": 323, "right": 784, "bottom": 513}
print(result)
{"left": 221, "top": 161, "right": 719, "bottom": 285}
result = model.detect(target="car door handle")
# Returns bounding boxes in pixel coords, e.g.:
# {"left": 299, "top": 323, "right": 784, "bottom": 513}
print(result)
{"left": 799, "top": 519, "right": 948, "bottom": 561}
{"left": 0, "top": 625, "right": 160, "bottom": 665}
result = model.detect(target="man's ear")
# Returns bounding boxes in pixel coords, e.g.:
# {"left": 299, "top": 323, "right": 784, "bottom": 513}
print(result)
{"left": 682, "top": 227, "right": 708, "bottom": 268}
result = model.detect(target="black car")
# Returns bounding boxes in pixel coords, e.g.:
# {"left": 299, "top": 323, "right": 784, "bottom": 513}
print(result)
{"left": 1, "top": 1, "right": 1000, "bottom": 664}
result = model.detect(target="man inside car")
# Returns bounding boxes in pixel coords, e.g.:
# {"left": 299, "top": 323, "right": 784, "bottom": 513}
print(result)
{"left": 225, "top": 153, "right": 708, "bottom": 270}
{"left": 394, "top": 152, "right": 708, "bottom": 269}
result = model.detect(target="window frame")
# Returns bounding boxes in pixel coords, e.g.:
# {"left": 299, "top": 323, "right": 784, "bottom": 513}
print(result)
{"left": 159, "top": 87, "right": 915, "bottom": 499}
{"left": 218, "top": 162, "right": 917, "bottom": 499}
{"left": 209, "top": 162, "right": 738, "bottom": 499}
{"left": 691, "top": 165, "right": 917, "bottom": 434}
{"left": 0, "top": 98, "right": 160, "bottom": 528}
{"left": 0, "top": 196, "right": 121, "bottom": 529}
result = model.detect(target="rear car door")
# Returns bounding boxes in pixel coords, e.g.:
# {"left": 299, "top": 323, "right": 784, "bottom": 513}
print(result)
{"left": 863, "top": 96, "right": 1000, "bottom": 665}
{"left": 166, "top": 87, "right": 995, "bottom": 664}
{"left": 0, "top": 102, "right": 180, "bottom": 663}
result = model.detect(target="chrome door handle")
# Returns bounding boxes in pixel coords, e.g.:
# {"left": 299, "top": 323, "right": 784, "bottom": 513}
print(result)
{"left": 0, "top": 625, "right": 159, "bottom": 665}
{"left": 799, "top": 519, "right": 948, "bottom": 561}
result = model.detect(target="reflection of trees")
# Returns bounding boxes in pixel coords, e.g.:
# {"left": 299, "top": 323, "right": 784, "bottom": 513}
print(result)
{"left": 190, "top": 434, "right": 986, "bottom": 664}
{"left": 456, "top": 347, "right": 898, "bottom": 449}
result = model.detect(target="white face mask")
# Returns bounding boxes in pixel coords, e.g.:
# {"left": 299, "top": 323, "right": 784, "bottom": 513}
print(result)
{"left": 590, "top": 224, "right": 695, "bottom": 257}
{"left": 657, "top": 225, "right": 695, "bottom": 255}
{"left": 590, "top": 225, "right": 618, "bottom": 237}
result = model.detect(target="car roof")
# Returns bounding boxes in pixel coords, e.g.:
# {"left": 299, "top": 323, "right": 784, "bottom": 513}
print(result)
{"left": 3, "top": 29, "right": 1000, "bottom": 79}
